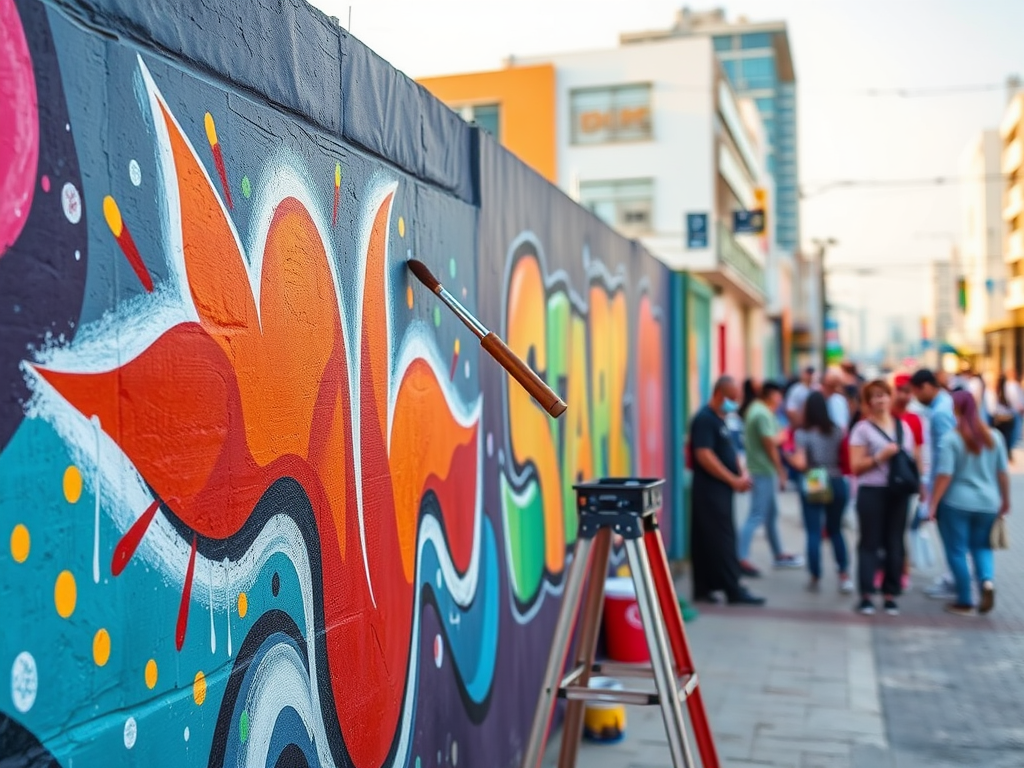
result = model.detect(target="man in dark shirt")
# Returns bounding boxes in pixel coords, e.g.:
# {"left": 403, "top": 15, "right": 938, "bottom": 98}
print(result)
{"left": 690, "top": 376, "right": 766, "bottom": 605}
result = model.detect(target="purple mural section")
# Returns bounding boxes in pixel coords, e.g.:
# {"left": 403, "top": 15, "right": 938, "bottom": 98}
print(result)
{"left": 0, "top": 1, "right": 676, "bottom": 767}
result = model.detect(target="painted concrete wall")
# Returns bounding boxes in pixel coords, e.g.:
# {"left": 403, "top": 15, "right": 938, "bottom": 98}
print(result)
{"left": 0, "top": 1, "right": 677, "bottom": 767}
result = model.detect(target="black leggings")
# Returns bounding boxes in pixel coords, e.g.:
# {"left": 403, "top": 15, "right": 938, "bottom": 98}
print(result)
{"left": 856, "top": 486, "right": 910, "bottom": 597}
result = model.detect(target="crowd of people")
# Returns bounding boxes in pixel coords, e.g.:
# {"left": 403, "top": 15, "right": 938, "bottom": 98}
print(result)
{"left": 689, "top": 363, "right": 1014, "bottom": 617}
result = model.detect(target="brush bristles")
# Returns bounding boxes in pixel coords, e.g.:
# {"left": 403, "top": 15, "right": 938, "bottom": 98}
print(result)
{"left": 407, "top": 259, "right": 441, "bottom": 292}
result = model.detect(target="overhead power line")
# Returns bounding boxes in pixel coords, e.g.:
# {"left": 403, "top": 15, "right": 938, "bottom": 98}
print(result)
{"left": 800, "top": 173, "right": 1012, "bottom": 198}
{"left": 855, "top": 82, "right": 1008, "bottom": 98}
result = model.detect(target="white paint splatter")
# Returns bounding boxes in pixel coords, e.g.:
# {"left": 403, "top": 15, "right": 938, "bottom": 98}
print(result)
{"left": 74, "top": 250, "right": 81, "bottom": 261}
{"left": 61, "top": 182, "right": 81, "bottom": 224}
{"left": 486, "top": 432, "right": 493, "bottom": 457}
{"left": 433, "top": 634, "right": 444, "bottom": 669}
{"left": 209, "top": 559, "right": 216, "bottom": 654}
{"left": 464, "top": 360, "right": 470, "bottom": 379}
{"left": 452, "top": 740, "right": 458, "bottom": 766}
{"left": 225, "top": 558, "right": 233, "bottom": 658}
{"left": 92, "top": 415, "right": 101, "bottom": 584}
{"left": 124, "top": 717, "right": 137, "bottom": 749}
{"left": 183, "top": 726, "right": 190, "bottom": 742}
{"left": 129, "top": 159, "right": 142, "bottom": 187}
{"left": 11, "top": 652, "right": 37, "bottom": 713}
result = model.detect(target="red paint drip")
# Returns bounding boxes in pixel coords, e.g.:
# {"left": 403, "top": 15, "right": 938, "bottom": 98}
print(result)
{"left": 111, "top": 499, "right": 160, "bottom": 576}
{"left": 212, "top": 144, "right": 233, "bottom": 209}
{"left": 175, "top": 534, "right": 198, "bottom": 651}
{"left": 449, "top": 350, "right": 459, "bottom": 381}
{"left": 332, "top": 186, "right": 340, "bottom": 226}
{"left": 116, "top": 227, "right": 154, "bottom": 292}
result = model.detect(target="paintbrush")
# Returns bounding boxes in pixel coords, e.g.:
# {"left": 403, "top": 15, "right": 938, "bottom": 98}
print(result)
{"left": 407, "top": 259, "right": 567, "bottom": 419}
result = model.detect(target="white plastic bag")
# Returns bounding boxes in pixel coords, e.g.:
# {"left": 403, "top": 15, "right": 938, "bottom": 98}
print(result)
{"left": 911, "top": 522, "right": 936, "bottom": 570}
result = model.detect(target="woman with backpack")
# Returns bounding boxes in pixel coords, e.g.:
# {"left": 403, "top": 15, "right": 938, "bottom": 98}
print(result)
{"left": 785, "top": 391, "right": 853, "bottom": 594}
{"left": 847, "top": 380, "right": 918, "bottom": 615}
{"left": 928, "top": 390, "right": 1010, "bottom": 616}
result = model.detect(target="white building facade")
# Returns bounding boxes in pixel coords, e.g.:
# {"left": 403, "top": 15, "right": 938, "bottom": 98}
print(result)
{"left": 527, "top": 37, "right": 772, "bottom": 381}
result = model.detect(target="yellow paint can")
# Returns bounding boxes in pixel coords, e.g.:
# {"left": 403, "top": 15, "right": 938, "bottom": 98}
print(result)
{"left": 582, "top": 677, "right": 626, "bottom": 743}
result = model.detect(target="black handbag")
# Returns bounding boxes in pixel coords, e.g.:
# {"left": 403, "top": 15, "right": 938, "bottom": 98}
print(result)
{"left": 871, "top": 420, "right": 919, "bottom": 496}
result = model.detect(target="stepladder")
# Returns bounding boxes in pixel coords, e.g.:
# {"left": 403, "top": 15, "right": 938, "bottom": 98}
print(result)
{"left": 520, "top": 477, "right": 720, "bottom": 768}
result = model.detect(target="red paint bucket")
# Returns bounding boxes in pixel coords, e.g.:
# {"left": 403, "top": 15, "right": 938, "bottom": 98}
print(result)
{"left": 603, "top": 578, "right": 649, "bottom": 663}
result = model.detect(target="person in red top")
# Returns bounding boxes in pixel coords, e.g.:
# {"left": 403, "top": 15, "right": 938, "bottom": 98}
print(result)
{"left": 893, "top": 374, "right": 925, "bottom": 449}
{"left": 892, "top": 373, "right": 926, "bottom": 589}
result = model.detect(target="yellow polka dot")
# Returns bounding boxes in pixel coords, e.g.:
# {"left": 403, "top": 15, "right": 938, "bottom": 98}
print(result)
{"left": 193, "top": 671, "right": 207, "bottom": 706}
{"left": 10, "top": 524, "right": 29, "bottom": 563}
{"left": 237, "top": 592, "right": 248, "bottom": 619}
{"left": 145, "top": 659, "right": 158, "bottom": 689}
{"left": 398, "top": 217, "right": 405, "bottom": 238}
{"left": 63, "top": 466, "right": 83, "bottom": 504}
{"left": 93, "top": 628, "right": 111, "bottom": 666}
{"left": 54, "top": 570, "right": 77, "bottom": 618}
{"left": 406, "top": 286, "right": 414, "bottom": 310}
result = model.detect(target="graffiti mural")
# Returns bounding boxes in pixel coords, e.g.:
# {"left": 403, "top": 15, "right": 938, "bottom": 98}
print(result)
{"left": 1, "top": 1, "right": 675, "bottom": 767}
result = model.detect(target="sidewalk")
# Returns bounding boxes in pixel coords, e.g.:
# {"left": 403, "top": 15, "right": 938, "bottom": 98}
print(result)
{"left": 543, "top": 472, "right": 1024, "bottom": 768}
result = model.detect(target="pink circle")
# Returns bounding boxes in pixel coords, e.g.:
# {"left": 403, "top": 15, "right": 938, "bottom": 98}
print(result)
{"left": 40, "top": 175, "right": 49, "bottom": 192}
{"left": 0, "top": 0, "right": 39, "bottom": 257}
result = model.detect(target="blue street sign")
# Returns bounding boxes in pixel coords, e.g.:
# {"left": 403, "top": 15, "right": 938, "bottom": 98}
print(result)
{"left": 686, "top": 213, "right": 708, "bottom": 249}
{"left": 733, "top": 209, "right": 765, "bottom": 235}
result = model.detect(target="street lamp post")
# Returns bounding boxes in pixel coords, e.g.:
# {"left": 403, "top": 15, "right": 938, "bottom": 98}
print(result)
{"left": 812, "top": 237, "right": 838, "bottom": 372}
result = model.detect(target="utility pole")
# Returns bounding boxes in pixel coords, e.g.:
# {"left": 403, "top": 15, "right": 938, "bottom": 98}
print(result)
{"left": 811, "top": 237, "right": 838, "bottom": 372}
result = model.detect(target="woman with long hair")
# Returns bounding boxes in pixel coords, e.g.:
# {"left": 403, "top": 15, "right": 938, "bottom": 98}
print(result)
{"left": 928, "top": 390, "right": 1010, "bottom": 616}
{"left": 786, "top": 391, "right": 853, "bottom": 593}
{"left": 847, "top": 380, "right": 917, "bottom": 615}
{"left": 986, "top": 374, "right": 1016, "bottom": 463}
{"left": 739, "top": 377, "right": 760, "bottom": 419}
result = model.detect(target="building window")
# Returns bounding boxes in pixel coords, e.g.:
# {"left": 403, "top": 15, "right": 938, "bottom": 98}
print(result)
{"left": 754, "top": 97, "right": 774, "bottom": 115}
{"left": 457, "top": 103, "right": 500, "bottom": 141}
{"left": 579, "top": 178, "right": 654, "bottom": 235}
{"left": 571, "top": 84, "right": 653, "bottom": 144}
{"left": 740, "top": 56, "right": 776, "bottom": 90}
{"left": 714, "top": 36, "right": 735, "bottom": 52}
{"left": 722, "top": 60, "right": 740, "bottom": 84}
{"left": 740, "top": 32, "right": 772, "bottom": 50}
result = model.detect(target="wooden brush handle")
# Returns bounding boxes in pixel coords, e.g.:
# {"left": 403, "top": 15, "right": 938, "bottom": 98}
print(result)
{"left": 481, "top": 333, "right": 567, "bottom": 418}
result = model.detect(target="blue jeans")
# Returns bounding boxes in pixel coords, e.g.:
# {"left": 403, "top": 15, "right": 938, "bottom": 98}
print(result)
{"left": 800, "top": 476, "right": 850, "bottom": 579}
{"left": 739, "top": 475, "right": 782, "bottom": 561}
{"left": 939, "top": 502, "right": 996, "bottom": 606}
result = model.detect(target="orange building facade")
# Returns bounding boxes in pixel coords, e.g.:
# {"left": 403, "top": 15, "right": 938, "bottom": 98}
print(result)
{"left": 418, "top": 64, "right": 558, "bottom": 183}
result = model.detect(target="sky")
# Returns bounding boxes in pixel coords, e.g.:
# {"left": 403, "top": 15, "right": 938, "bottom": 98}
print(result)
{"left": 309, "top": 0, "right": 1024, "bottom": 353}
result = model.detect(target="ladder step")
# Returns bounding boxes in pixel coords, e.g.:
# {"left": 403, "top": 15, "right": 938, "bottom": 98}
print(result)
{"left": 555, "top": 673, "right": 700, "bottom": 707}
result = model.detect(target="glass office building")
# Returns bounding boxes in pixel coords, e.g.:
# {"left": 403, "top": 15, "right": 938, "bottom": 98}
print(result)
{"left": 712, "top": 30, "right": 798, "bottom": 252}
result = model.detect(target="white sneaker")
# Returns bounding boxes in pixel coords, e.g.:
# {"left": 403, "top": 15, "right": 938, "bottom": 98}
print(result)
{"left": 774, "top": 554, "right": 805, "bottom": 569}
{"left": 924, "top": 576, "right": 955, "bottom": 600}
{"left": 839, "top": 576, "right": 855, "bottom": 594}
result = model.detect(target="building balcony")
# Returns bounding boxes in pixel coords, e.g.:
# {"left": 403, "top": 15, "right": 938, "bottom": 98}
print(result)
{"left": 1007, "top": 275, "right": 1024, "bottom": 311}
{"left": 714, "top": 221, "right": 766, "bottom": 302}
{"left": 1005, "top": 182, "right": 1024, "bottom": 222}
{"left": 1001, "top": 95, "right": 1023, "bottom": 141}
{"left": 1008, "top": 229, "right": 1024, "bottom": 263}
{"left": 1003, "top": 137, "right": 1024, "bottom": 176}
